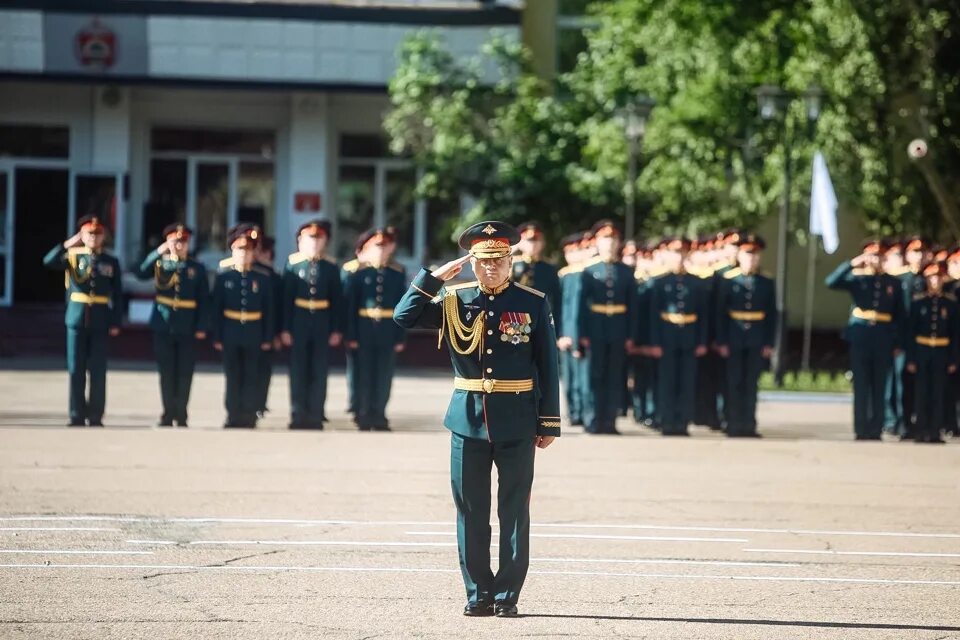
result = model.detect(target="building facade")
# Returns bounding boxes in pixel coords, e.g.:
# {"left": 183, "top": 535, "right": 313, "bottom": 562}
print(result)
{"left": 0, "top": 0, "right": 525, "bottom": 316}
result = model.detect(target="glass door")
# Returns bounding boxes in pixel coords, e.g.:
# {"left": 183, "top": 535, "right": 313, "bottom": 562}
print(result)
{"left": 0, "top": 167, "right": 10, "bottom": 306}
{"left": 187, "top": 157, "right": 237, "bottom": 271}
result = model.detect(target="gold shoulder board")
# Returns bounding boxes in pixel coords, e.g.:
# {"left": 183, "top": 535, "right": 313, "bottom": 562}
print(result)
{"left": 514, "top": 282, "right": 546, "bottom": 298}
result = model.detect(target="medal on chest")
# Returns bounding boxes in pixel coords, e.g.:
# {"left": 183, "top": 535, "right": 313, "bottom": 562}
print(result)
{"left": 499, "top": 312, "right": 532, "bottom": 344}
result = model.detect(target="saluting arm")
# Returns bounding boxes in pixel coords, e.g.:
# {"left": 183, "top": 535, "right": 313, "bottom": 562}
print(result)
{"left": 43, "top": 244, "right": 69, "bottom": 270}
{"left": 824, "top": 261, "right": 856, "bottom": 291}
{"left": 134, "top": 249, "right": 163, "bottom": 280}
{"left": 533, "top": 296, "right": 562, "bottom": 439}
{"left": 393, "top": 268, "right": 444, "bottom": 330}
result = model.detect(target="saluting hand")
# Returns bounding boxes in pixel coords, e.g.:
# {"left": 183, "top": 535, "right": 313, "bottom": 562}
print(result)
{"left": 63, "top": 232, "right": 83, "bottom": 249}
{"left": 431, "top": 255, "right": 471, "bottom": 282}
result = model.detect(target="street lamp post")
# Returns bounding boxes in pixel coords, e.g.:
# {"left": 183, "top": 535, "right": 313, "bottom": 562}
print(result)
{"left": 618, "top": 95, "right": 655, "bottom": 240}
{"left": 754, "top": 84, "right": 822, "bottom": 384}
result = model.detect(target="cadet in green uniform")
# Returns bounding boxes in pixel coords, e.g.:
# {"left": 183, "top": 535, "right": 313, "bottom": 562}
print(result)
{"left": 344, "top": 227, "right": 406, "bottom": 431}
{"left": 690, "top": 237, "right": 723, "bottom": 430}
{"left": 43, "top": 215, "right": 123, "bottom": 427}
{"left": 211, "top": 224, "right": 275, "bottom": 428}
{"left": 253, "top": 236, "right": 283, "bottom": 419}
{"left": 513, "top": 222, "right": 562, "bottom": 320}
{"left": 945, "top": 248, "right": 960, "bottom": 437}
{"left": 134, "top": 224, "right": 208, "bottom": 427}
{"left": 905, "top": 261, "right": 958, "bottom": 444}
{"left": 578, "top": 220, "right": 636, "bottom": 435}
{"left": 710, "top": 230, "right": 742, "bottom": 431}
{"left": 825, "top": 239, "right": 905, "bottom": 440}
{"left": 340, "top": 248, "right": 364, "bottom": 417}
{"left": 715, "top": 234, "right": 776, "bottom": 437}
{"left": 280, "top": 219, "right": 343, "bottom": 429}
{"left": 393, "top": 221, "right": 560, "bottom": 618}
{"left": 646, "top": 237, "right": 708, "bottom": 436}
{"left": 632, "top": 243, "right": 663, "bottom": 428}
{"left": 557, "top": 232, "right": 586, "bottom": 426}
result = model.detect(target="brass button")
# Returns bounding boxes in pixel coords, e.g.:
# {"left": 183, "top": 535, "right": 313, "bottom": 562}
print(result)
{"left": 486, "top": 367, "right": 493, "bottom": 373}
{"left": 486, "top": 349, "right": 492, "bottom": 354}
{"left": 489, "top": 295, "right": 495, "bottom": 301}
{"left": 487, "top": 330, "right": 493, "bottom": 335}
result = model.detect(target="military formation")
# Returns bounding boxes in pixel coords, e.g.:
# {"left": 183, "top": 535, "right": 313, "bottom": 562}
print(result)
{"left": 43, "top": 216, "right": 960, "bottom": 444}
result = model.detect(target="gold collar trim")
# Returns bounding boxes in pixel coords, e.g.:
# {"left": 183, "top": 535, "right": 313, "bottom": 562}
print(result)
{"left": 479, "top": 280, "right": 511, "bottom": 295}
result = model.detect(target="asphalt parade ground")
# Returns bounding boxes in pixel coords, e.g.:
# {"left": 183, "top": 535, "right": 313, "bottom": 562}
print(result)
{"left": 1, "top": 361, "right": 959, "bottom": 639}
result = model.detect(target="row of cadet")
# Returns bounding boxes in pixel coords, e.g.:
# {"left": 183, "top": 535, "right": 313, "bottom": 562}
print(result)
{"left": 824, "top": 236, "right": 960, "bottom": 444}
{"left": 44, "top": 215, "right": 406, "bottom": 430}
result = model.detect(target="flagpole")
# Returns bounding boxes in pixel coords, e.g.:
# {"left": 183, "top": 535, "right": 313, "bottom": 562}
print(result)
{"left": 801, "top": 233, "right": 818, "bottom": 371}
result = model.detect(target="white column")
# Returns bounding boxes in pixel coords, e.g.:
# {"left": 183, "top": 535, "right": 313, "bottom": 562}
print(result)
{"left": 91, "top": 86, "right": 131, "bottom": 171}
{"left": 281, "top": 92, "right": 328, "bottom": 261}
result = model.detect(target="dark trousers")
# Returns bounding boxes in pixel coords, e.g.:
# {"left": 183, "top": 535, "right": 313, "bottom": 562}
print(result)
{"left": 850, "top": 341, "right": 892, "bottom": 439}
{"left": 694, "top": 352, "right": 722, "bottom": 428}
{"left": 66, "top": 328, "right": 108, "bottom": 423}
{"left": 451, "top": 433, "right": 535, "bottom": 606}
{"left": 584, "top": 341, "right": 626, "bottom": 433}
{"left": 884, "top": 352, "right": 905, "bottom": 433}
{"left": 657, "top": 346, "right": 697, "bottom": 434}
{"left": 345, "top": 348, "right": 358, "bottom": 414}
{"left": 913, "top": 349, "right": 948, "bottom": 441}
{"left": 223, "top": 343, "right": 261, "bottom": 426}
{"left": 725, "top": 346, "right": 764, "bottom": 435}
{"left": 560, "top": 350, "right": 583, "bottom": 425}
{"left": 946, "top": 372, "right": 960, "bottom": 436}
{"left": 289, "top": 334, "right": 330, "bottom": 426}
{"left": 355, "top": 345, "right": 396, "bottom": 428}
{"left": 153, "top": 333, "right": 196, "bottom": 423}
{"left": 256, "top": 348, "right": 275, "bottom": 413}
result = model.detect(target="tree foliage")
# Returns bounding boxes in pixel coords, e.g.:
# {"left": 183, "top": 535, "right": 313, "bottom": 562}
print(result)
{"left": 386, "top": 1, "right": 960, "bottom": 241}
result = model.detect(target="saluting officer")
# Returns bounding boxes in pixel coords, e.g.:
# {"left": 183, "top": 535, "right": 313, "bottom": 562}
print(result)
{"left": 344, "top": 227, "right": 407, "bottom": 431}
{"left": 646, "top": 237, "right": 707, "bottom": 436}
{"left": 715, "top": 234, "right": 776, "bottom": 437}
{"left": 905, "top": 260, "right": 958, "bottom": 444}
{"left": 393, "top": 221, "right": 560, "bottom": 619}
{"left": 211, "top": 224, "right": 275, "bottom": 428}
{"left": 578, "top": 220, "right": 636, "bottom": 435}
{"left": 43, "top": 215, "right": 123, "bottom": 427}
{"left": 513, "top": 222, "right": 562, "bottom": 320}
{"left": 557, "top": 232, "right": 587, "bottom": 426}
{"left": 134, "top": 223, "right": 208, "bottom": 427}
{"left": 281, "top": 219, "right": 343, "bottom": 430}
{"left": 825, "top": 239, "right": 905, "bottom": 440}
{"left": 253, "top": 236, "right": 284, "bottom": 419}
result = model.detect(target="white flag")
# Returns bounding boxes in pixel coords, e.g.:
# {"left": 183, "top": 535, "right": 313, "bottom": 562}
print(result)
{"left": 809, "top": 151, "right": 839, "bottom": 254}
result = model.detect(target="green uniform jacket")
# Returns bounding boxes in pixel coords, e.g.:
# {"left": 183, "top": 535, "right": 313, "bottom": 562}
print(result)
{"left": 282, "top": 254, "right": 343, "bottom": 337}
{"left": 210, "top": 262, "right": 275, "bottom": 346}
{"left": 558, "top": 263, "right": 584, "bottom": 343}
{"left": 715, "top": 268, "right": 777, "bottom": 348}
{"left": 825, "top": 262, "right": 904, "bottom": 347}
{"left": 578, "top": 259, "right": 637, "bottom": 343}
{"left": 904, "top": 291, "right": 960, "bottom": 364}
{"left": 393, "top": 269, "right": 562, "bottom": 442}
{"left": 648, "top": 271, "right": 708, "bottom": 349}
{"left": 253, "top": 262, "right": 284, "bottom": 338}
{"left": 133, "top": 249, "right": 209, "bottom": 336}
{"left": 345, "top": 263, "right": 407, "bottom": 347}
{"left": 43, "top": 245, "right": 123, "bottom": 330}
{"left": 513, "top": 258, "right": 562, "bottom": 330}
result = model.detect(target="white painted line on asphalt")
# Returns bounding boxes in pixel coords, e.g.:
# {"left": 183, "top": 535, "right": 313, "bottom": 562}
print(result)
{"left": 532, "top": 557, "right": 802, "bottom": 568}
{"left": 126, "top": 540, "right": 178, "bottom": 545}
{"left": 4, "top": 515, "right": 959, "bottom": 540}
{"left": 188, "top": 540, "right": 461, "bottom": 547}
{"left": 0, "top": 527, "right": 120, "bottom": 532}
{"left": 744, "top": 548, "right": 960, "bottom": 559}
{"left": 406, "top": 531, "right": 750, "bottom": 543}
{"left": 0, "top": 549, "right": 154, "bottom": 556}
{"left": 2, "top": 563, "right": 959, "bottom": 587}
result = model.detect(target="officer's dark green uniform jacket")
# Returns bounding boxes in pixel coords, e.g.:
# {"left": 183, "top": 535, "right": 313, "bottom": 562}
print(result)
{"left": 558, "top": 262, "right": 586, "bottom": 426}
{"left": 904, "top": 289, "right": 959, "bottom": 441}
{"left": 43, "top": 244, "right": 123, "bottom": 425}
{"left": 211, "top": 261, "right": 274, "bottom": 346}
{"left": 393, "top": 269, "right": 562, "bottom": 442}
{"left": 134, "top": 249, "right": 209, "bottom": 336}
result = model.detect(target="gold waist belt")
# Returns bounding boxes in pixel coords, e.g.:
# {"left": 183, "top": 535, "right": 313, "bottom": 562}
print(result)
{"left": 852, "top": 308, "right": 892, "bottom": 323}
{"left": 660, "top": 312, "right": 698, "bottom": 325}
{"left": 359, "top": 308, "right": 394, "bottom": 320}
{"left": 295, "top": 298, "right": 330, "bottom": 311}
{"left": 590, "top": 304, "right": 627, "bottom": 316}
{"left": 223, "top": 310, "right": 262, "bottom": 323}
{"left": 916, "top": 336, "right": 950, "bottom": 347}
{"left": 70, "top": 292, "right": 109, "bottom": 305}
{"left": 454, "top": 377, "right": 534, "bottom": 394}
{"left": 156, "top": 295, "right": 197, "bottom": 310}
{"left": 729, "top": 310, "right": 766, "bottom": 321}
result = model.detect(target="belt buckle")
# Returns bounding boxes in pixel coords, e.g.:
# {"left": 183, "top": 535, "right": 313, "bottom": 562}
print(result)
{"left": 481, "top": 379, "right": 496, "bottom": 394}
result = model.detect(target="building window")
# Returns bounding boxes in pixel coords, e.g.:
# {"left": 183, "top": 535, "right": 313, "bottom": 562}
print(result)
{"left": 0, "top": 125, "right": 69, "bottom": 159}
{"left": 556, "top": 0, "right": 598, "bottom": 75}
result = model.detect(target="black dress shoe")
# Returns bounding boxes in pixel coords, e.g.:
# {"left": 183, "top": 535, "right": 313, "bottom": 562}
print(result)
{"left": 157, "top": 418, "right": 173, "bottom": 427}
{"left": 67, "top": 419, "right": 85, "bottom": 427}
{"left": 87, "top": 419, "right": 104, "bottom": 427}
{"left": 463, "top": 602, "right": 494, "bottom": 617}
{"left": 494, "top": 602, "right": 518, "bottom": 618}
